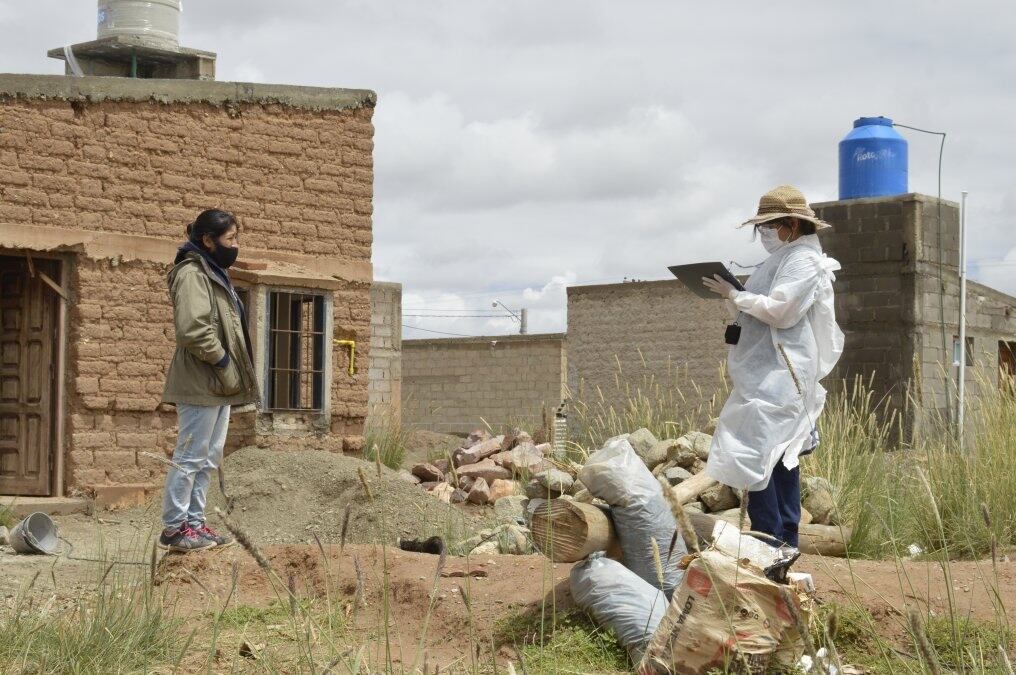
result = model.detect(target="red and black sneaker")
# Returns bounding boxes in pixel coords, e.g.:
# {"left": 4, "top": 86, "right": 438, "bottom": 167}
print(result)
{"left": 194, "top": 523, "right": 234, "bottom": 548}
{"left": 158, "top": 524, "right": 215, "bottom": 552}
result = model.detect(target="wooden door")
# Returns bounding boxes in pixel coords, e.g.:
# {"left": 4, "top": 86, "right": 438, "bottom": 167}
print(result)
{"left": 1001, "top": 341, "right": 1016, "bottom": 393}
{"left": 0, "top": 256, "right": 58, "bottom": 496}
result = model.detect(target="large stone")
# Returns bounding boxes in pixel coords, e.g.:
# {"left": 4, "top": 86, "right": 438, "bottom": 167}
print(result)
{"left": 664, "top": 466, "right": 694, "bottom": 486}
{"left": 488, "top": 478, "right": 518, "bottom": 502}
{"left": 431, "top": 482, "right": 455, "bottom": 503}
{"left": 627, "top": 428, "right": 660, "bottom": 466}
{"left": 500, "top": 523, "right": 531, "bottom": 555}
{"left": 450, "top": 489, "right": 468, "bottom": 504}
{"left": 412, "top": 463, "right": 444, "bottom": 482}
{"left": 700, "top": 483, "right": 740, "bottom": 512}
{"left": 666, "top": 438, "right": 698, "bottom": 468}
{"left": 470, "top": 540, "right": 500, "bottom": 556}
{"left": 667, "top": 432, "right": 713, "bottom": 468}
{"left": 397, "top": 469, "right": 421, "bottom": 485}
{"left": 457, "top": 458, "right": 512, "bottom": 483}
{"left": 467, "top": 478, "right": 491, "bottom": 505}
{"left": 494, "top": 495, "right": 528, "bottom": 523}
{"left": 525, "top": 480, "right": 563, "bottom": 500}
{"left": 534, "top": 443, "right": 553, "bottom": 455}
{"left": 572, "top": 487, "right": 593, "bottom": 503}
{"left": 491, "top": 443, "right": 551, "bottom": 476}
{"left": 455, "top": 475, "right": 476, "bottom": 492}
{"left": 464, "top": 429, "right": 491, "bottom": 448}
{"left": 433, "top": 458, "right": 451, "bottom": 474}
{"left": 684, "top": 501, "right": 704, "bottom": 514}
{"left": 454, "top": 436, "right": 505, "bottom": 467}
{"left": 640, "top": 438, "right": 673, "bottom": 469}
{"left": 683, "top": 432, "right": 713, "bottom": 460}
{"left": 652, "top": 458, "right": 676, "bottom": 477}
{"left": 534, "top": 468, "right": 574, "bottom": 494}
{"left": 802, "top": 477, "right": 838, "bottom": 525}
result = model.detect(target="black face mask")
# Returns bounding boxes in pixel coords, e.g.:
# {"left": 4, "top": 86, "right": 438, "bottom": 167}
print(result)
{"left": 212, "top": 244, "right": 239, "bottom": 269}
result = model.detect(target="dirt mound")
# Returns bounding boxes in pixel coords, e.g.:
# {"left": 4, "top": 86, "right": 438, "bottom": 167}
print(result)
{"left": 402, "top": 430, "right": 464, "bottom": 468}
{"left": 208, "top": 446, "right": 485, "bottom": 547}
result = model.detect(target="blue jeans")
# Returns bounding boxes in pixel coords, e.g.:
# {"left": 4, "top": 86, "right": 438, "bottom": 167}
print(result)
{"left": 161, "top": 404, "right": 230, "bottom": 530}
{"left": 747, "top": 459, "right": 801, "bottom": 548}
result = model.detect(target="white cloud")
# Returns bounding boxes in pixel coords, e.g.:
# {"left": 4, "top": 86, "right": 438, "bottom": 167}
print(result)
{"left": 2, "top": 0, "right": 1015, "bottom": 337}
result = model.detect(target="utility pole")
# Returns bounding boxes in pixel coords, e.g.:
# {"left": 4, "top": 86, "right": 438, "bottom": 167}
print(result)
{"left": 520, "top": 308, "right": 529, "bottom": 335}
{"left": 957, "top": 190, "right": 968, "bottom": 450}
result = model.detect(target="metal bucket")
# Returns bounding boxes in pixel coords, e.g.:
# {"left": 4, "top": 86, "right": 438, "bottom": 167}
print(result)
{"left": 8, "top": 512, "right": 59, "bottom": 555}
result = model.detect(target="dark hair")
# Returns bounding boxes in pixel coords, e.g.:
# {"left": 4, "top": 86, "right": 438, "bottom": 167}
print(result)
{"left": 186, "top": 209, "right": 238, "bottom": 248}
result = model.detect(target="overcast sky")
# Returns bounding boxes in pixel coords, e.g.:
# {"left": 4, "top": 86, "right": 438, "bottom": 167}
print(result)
{"left": 3, "top": 1, "right": 1015, "bottom": 338}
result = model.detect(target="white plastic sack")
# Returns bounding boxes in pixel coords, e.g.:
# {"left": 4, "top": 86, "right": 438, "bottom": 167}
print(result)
{"left": 571, "top": 553, "right": 667, "bottom": 662}
{"left": 579, "top": 438, "right": 685, "bottom": 597}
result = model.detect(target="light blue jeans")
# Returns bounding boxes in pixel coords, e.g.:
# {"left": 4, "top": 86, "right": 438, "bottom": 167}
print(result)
{"left": 161, "top": 404, "right": 231, "bottom": 530}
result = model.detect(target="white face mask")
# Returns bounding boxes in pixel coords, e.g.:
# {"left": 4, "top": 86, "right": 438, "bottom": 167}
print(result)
{"left": 759, "top": 227, "right": 787, "bottom": 254}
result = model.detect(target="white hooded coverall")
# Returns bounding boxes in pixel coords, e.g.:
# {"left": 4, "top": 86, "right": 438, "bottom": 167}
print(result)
{"left": 705, "top": 234, "right": 844, "bottom": 492}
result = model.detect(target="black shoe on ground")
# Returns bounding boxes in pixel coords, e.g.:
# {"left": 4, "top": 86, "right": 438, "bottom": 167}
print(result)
{"left": 193, "top": 523, "right": 234, "bottom": 548}
{"left": 158, "top": 524, "right": 216, "bottom": 552}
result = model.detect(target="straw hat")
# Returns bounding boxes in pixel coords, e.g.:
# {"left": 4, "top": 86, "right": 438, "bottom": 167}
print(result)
{"left": 739, "top": 184, "right": 831, "bottom": 230}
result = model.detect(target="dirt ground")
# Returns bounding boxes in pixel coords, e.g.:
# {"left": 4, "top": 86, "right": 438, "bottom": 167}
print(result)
{"left": 5, "top": 508, "right": 1014, "bottom": 670}
{"left": 2, "top": 442, "right": 1013, "bottom": 670}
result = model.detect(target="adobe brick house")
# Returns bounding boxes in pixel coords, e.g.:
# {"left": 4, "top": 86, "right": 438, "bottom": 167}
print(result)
{"left": 0, "top": 74, "right": 375, "bottom": 503}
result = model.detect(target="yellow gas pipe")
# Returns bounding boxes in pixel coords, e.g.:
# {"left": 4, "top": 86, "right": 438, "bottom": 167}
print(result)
{"left": 334, "top": 339, "right": 357, "bottom": 376}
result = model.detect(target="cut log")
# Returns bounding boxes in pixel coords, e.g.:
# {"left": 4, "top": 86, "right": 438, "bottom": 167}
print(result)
{"left": 798, "top": 524, "right": 851, "bottom": 557}
{"left": 669, "top": 472, "right": 719, "bottom": 505}
{"left": 530, "top": 499, "right": 621, "bottom": 563}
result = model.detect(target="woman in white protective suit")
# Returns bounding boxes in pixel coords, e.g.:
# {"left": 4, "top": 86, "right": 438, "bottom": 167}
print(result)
{"left": 701, "top": 185, "right": 844, "bottom": 552}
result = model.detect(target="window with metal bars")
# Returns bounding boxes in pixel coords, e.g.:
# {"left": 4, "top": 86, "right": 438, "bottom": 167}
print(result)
{"left": 234, "top": 287, "right": 251, "bottom": 331}
{"left": 267, "top": 291, "right": 325, "bottom": 411}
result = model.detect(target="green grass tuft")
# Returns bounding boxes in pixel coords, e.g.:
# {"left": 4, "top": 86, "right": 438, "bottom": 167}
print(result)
{"left": 364, "top": 404, "right": 410, "bottom": 470}
{"left": 495, "top": 608, "right": 630, "bottom": 673}
{"left": 0, "top": 573, "right": 182, "bottom": 673}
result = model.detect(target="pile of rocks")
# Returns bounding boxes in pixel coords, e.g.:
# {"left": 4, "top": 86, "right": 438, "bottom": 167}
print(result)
{"left": 399, "top": 429, "right": 558, "bottom": 507}
{"left": 568, "top": 427, "right": 840, "bottom": 528}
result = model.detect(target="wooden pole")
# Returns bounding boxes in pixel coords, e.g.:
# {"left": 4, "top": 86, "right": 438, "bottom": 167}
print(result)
{"left": 530, "top": 499, "right": 620, "bottom": 563}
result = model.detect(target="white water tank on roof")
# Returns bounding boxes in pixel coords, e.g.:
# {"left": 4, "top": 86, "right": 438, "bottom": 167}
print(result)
{"left": 97, "top": 0, "right": 181, "bottom": 49}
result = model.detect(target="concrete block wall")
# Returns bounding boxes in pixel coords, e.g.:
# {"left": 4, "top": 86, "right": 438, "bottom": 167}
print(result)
{"left": 0, "top": 75, "right": 376, "bottom": 497}
{"left": 815, "top": 194, "right": 1016, "bottom": 432}
{"left": 566, "top": 280, "right": 729, "bottom": 430}
{"left": 402, "top": 334, "right": 566, "bottom": 434}
{"left": 368, "top": 282, "right": 402, "bottom": 416}
{"left": 813, "top": 196, "right": 922, "bottom": 412}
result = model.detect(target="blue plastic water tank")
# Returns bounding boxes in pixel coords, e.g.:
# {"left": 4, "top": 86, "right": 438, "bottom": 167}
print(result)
{"left": 838, "top": 116, "right": 908, "bottom": 199}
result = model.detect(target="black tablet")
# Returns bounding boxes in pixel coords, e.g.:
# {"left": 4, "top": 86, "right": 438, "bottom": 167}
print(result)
{"left": 667, "top": 262, "right": 745, "bottom": 299}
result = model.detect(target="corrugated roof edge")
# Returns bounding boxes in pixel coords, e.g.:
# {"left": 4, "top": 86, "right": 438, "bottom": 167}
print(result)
{"left": 0, "top": 73, "right": 376, "bottom": 111}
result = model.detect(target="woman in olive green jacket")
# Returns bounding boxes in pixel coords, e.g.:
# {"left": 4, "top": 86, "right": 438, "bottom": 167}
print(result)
{"left": 159, "top": 209, "right": 258, "bottom": 552}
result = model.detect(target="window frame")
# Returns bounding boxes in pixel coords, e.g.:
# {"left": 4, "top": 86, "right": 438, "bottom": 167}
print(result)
{"left": 265, "top": 289, "right": 331, "bottom": 414}
{"left": 234, "top": 282, "right": 333, "bottom": 426}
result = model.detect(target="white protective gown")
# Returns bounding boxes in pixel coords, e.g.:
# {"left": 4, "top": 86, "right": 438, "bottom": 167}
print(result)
{"left": 705, "top": 234, "right": 844, "bottom": 491}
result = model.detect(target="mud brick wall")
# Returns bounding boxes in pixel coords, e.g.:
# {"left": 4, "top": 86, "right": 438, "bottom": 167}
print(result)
{"left": 566, "top": 280, "right": 729, "bottom": 434}
{"left": 67, "top": 259, "right": 179, "bottom": 488}
{"left": 402, "top": 334, "right": 566, "bottom": 435}
{"left": 367, "top": 282, "right": 402, "bottom": 417}
{"left": 0, "top": 76, "right": 375, "bottom": 497}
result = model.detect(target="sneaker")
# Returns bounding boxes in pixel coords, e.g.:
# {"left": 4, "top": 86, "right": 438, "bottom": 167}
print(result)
{"left": 194, "top": 523, "right": 234, "bottom": 548}
{"left": 158, "top": 524, "right": 215, "bottom": 552}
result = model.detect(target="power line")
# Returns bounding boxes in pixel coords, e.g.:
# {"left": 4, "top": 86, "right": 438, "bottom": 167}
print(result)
{"left": 402, "top": 307, "right": 505, "bottom": 312}
{"left": 403, "top": 314, "right": 515, "bottom": 318}
{"left": 402, "top": 324, "right": 480, "bottom": 338}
